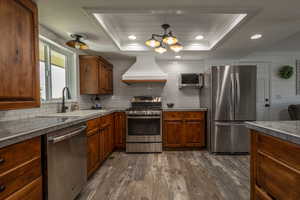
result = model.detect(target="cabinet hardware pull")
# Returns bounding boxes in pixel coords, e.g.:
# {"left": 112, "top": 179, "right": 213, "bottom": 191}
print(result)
{"left": 0, "top": 158, "right": 4, "bottom": 164}
{"left": 0, "top": 185, "right": 5, "bottom": 193}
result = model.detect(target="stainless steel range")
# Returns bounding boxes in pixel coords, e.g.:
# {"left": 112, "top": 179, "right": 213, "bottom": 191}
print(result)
{"left": 126, "top": 96, "right": 162, "bottom": 153}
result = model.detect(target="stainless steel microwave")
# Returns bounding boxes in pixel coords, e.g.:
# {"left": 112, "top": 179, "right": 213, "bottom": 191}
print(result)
{"left": 179, "top": 73, "right": 204, "bottom": 89}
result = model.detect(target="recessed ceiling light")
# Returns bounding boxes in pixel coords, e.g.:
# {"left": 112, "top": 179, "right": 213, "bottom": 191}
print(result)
{"left": 128, "top": 35, "right": 137, "bottom": 40}
{"left": 195, "top": 35, "right": 204, "bottom": 40}
{"left": 251, "top": 34, "right": 262, "bottom": 40}
{"left": 175, "top": 55, "right": 181, "bottom": 59}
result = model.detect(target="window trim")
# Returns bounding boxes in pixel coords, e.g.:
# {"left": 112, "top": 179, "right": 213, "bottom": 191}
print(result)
{"left": 39, "top": 37, "right": 77, "bottom": 102}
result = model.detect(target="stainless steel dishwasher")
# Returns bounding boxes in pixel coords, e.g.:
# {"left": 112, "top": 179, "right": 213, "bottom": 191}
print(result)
{"left": 45, "top": 123, "right": 87, "bottom": 200}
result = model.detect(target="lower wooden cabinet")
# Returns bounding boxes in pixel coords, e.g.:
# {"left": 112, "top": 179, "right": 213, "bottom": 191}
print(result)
{"left": 163, "top": 111, "right": 206, "bottom": 148}
{"left": 164, "top": 120, "right": 183, "bottom": 147}
{"left": 114, "top": 112, "right": 126, "bottom": 149}
{"left": 86, "top": 128, "right": 100, "bottom": 177}
{"left": 251, "top": 130, "right": 300, "bottom": 200}
{"left": 185, "top": 120, "right": 205, "bottom": 147}
{"left": 0, "top": 137, "right": 42, "bottom": 200}
{"left": 5, "top": 177, "right": 43, "bottom": 200}
{"left": 86, "top": 114, "right": 114, "bottom": 177}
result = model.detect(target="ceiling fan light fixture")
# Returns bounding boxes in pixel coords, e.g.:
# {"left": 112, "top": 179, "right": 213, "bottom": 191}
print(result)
{"left": 145, "top": 24, "right": 182, "bottom": 53}
{"left": 154, "top": 45, "right": 167, "bottom": 54}
{"left": 66, "top": 34, "right": 89, "bottom": 50}
{"left": 170, "top": 42, "right": 183, "bottom": 52}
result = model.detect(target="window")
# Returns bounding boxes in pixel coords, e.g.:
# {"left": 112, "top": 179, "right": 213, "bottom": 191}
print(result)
{"left": 39, "top": 38, "right": 76, "bottom": 101}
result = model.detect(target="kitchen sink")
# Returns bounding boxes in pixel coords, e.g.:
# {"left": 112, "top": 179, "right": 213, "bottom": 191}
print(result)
{"left": 39, "top": 110, "right": 109, "bottom": 118}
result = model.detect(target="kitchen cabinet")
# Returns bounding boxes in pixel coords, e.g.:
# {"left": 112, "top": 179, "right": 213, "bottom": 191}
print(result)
{"left": 250, "top": 130, "right": 300, "bottom": 200}
{"left": 0, "top": 137, "right": 42, "bottom": 200}
{"left": 80, "top": 55, "right": 113, "bottom": 95}
{"left": 164, "top": 120, "right": 183, "bottom": 147}
{"left": 0, "top": 0, "right": 40, "bottom": 110}
{"left": 100, "top": 114, "right": 114, "bottom": 159}
{"left": 86, "top": 114, "right": 114, "bottom": 177}
{"left": 184, "top": 120, "right": 205, "bottom": 147}
{"left": 114, "top": 112, "right": 126, "bottom": 149}
{"left": 163, "top": 111, "right": 206, "bottom": 148}
{"left": 86, "top": 127, "right": 100, "bottom": 177}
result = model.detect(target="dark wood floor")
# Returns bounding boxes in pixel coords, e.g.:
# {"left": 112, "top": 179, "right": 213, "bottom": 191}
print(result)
{"left": 77, "top": 151, "right": 250, "bottom": 200}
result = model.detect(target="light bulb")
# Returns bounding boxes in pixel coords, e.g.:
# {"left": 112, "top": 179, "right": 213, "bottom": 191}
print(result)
{"left": 145, "top": 38, "right": 160, "bottom": 48}
{"left": 170, "top": 43, "right": 183, "bottom": 52}
{"left": 162, "top": 36, "right": 178, "bottom": 45}
{"left": 155, "top": 46, "right": 167, "bottom": 54}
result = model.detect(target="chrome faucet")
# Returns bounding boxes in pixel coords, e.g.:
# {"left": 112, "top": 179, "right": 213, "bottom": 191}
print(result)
{"left": 61, "top": 87, "right": 71, "bottom": 113}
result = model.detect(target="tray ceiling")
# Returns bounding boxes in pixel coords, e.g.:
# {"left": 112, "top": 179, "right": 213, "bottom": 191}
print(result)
{"left": 90, "top": 9, "right": 248, "bottom": 51}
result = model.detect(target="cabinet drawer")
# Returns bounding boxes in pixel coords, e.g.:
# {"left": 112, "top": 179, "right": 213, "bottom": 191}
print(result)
{"left": 257, "top": 133, "right": 300, "bottom": 171}
{"left": 256, "top": 152, "right": 300, "bottom": 200}
{"left": 183, "top": 112, "right": 204, "bottom": 120}
{"left": 254, "top": 186, "right": 272, "bottom": 200}
{"left": 0, "top": 158, "right": 41, "bottom": 200}
{"left": 5, "top": 177, "right": 42, "bottom": 200}
{"left": 87, "top": 118, "right": 100, "bottom": 131}
{"left": 0, "top": 137, "right": 40, "bottom": 174}
{"left": 163, "top": 112, "right": 183, "bottom": 120}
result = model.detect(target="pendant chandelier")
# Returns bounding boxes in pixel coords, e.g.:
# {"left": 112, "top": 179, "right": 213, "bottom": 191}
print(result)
{"left": 145, "top": 24, "right": 183, "bottom": 54}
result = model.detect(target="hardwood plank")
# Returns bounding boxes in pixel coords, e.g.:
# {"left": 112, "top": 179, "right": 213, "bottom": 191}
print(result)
{"left": 77, "top": 151, "right": 249, "bottom": 200}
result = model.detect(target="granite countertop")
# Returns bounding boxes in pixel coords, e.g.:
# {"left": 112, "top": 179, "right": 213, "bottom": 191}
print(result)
{"left": 163, "top": 107, "right": 208, "bottom": 111}
{"left": 0, "top": 108, "right": 127, "bottom": 148}
{"left": 246, "top": 121, "right": 300, "bottom": 145}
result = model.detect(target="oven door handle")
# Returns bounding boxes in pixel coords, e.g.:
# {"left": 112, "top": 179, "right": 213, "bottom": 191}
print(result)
{"left": 127, "top": 116, "right": 161, "bottom": 119}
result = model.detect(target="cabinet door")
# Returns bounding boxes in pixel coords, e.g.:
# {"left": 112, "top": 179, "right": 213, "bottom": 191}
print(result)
{"left": 163, "top": 120, "right": 184, "bottom": 147}
{"left": 87, "top": 129, "right": 99, "bottom": 177}
{"left": 114, "top": 112, "right": 126, "bottom": 149}
{"left": 80, "top": 56, "right": 99, "bottom": 94}
{"left": 98, "top": 61, "right": 107, "bottom": 94}
{"left": 184, "top": 120, "right": 205, "bottom": 147}
{"left": 102, "top": 126, "right": 110, "bottom": 159}
{"left": 0, "top": 0, "right": 40, "bottom": 110}
{"left": 106, "top": 66, "right": 113, "bottom": 94}
{"left": 99, "top": 129, "right": 105, "bottom": 164}
{"left": 109, "top": 122, "right": 114, "bottom": 153}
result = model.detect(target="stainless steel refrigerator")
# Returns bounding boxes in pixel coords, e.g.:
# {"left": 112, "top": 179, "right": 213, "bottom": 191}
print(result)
{"left": 210, "top": 65, "right": 256, "bottom": 153}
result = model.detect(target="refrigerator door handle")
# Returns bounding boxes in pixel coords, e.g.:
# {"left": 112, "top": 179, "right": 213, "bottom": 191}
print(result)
{"left": 214, "top": 122, "right": 245, "bottom": 126}
{"left": 230, "top": 73, "right": 235, "bottom": 118}
{"left": 235, "top": 72, "right": 241, "bottom": 111}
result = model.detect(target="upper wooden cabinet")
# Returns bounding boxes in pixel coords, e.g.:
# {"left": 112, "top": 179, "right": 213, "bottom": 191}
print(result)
{"left": 80, "top": 55, "right": 113, "bottom": 95}
{"left": 0, "top": 0, "right": 40, "bottom": 110}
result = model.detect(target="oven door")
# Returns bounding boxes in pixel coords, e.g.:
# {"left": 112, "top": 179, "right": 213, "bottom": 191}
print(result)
{"left": 126, "top": 116, "right": 162, "bottom": 142}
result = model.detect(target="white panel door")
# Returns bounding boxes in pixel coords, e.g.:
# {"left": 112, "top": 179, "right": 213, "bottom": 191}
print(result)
{"left": 239, "top": 62, "right": 271, "bottom": 120}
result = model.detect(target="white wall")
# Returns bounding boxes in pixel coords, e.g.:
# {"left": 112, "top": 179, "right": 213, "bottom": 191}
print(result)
{"left": 100, "top": 60, "right": 205, "bottom": 108}
{"left": 100, "top": 52, "right": 300, "bottom": 121}
{"left": 0, "top": 25, "right": 299, "bottom": 121}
